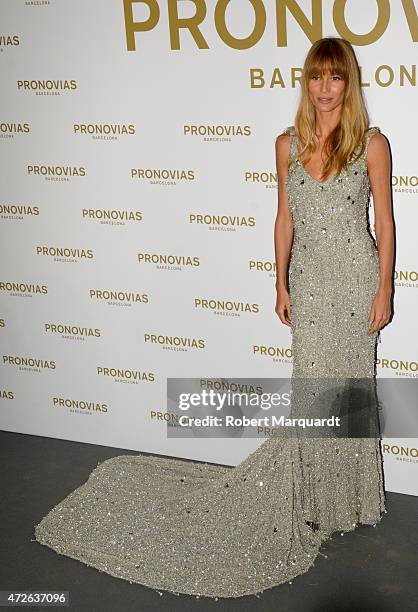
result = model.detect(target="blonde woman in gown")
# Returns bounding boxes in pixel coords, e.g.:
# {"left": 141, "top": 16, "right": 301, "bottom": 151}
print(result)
{"left": 33, "top": 38, "right": 394, "bottom": 600}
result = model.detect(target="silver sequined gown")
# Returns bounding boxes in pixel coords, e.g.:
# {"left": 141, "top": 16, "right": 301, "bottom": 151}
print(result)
{"left": 33, "top": 125, "right": 386, "bottom": 600}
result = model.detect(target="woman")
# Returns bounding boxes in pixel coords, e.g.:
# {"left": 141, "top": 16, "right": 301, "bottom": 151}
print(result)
{"left": 34, "top": 38, "right": 394, "bottom": 600}
{"left": 274, "top": 36, "right": 393, "bottom": 537}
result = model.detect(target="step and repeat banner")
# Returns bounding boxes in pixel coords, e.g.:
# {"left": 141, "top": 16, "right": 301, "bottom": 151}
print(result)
{"left": 0, "top": 1, "right": 417, "bottom": 496}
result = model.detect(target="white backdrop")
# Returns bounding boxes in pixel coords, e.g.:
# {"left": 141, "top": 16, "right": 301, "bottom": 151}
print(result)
{"left": 0, "top": 0, "right": 417, "bottom": 496}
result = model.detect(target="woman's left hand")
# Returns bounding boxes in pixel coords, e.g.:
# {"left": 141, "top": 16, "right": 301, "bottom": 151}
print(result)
{"left": 368, "top": 287, "right": 392, "bottom": 334}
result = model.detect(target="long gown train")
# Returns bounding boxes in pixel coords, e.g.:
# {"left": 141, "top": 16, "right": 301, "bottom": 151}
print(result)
{"left": 33, "top": 126, "right": 386, "bottom": 599}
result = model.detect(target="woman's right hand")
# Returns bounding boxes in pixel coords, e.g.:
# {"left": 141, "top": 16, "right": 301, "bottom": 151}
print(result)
{"left": 275, "top": 286, "right": 292, "bottom": 326}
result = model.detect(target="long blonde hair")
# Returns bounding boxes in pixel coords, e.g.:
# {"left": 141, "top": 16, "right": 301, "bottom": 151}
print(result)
{"left": 291, "top": 37, "right": 370, "bottom": 181}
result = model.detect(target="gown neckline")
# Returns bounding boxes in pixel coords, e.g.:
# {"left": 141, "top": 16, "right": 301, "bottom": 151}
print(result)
{"left": 299, "top": 161, "right": 337, "bottom": 185}
{"left": 295, "top": 138, "right": 337, "bottom": 185}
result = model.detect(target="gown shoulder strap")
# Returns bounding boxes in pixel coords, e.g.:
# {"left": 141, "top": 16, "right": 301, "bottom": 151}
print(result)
{"left": 282, "top": 125, "right": 298, "bottom": 158}
{"left": 282, "top": 125, "right": 296, "bottom": 136}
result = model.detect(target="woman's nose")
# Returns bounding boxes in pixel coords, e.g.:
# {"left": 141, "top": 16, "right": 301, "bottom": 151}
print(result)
{"left": 320, "top": 78, "right": 331, "bottom": 93}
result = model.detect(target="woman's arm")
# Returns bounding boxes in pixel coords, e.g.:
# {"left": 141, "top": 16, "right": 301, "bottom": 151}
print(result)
{"left": 366, "top": 131, "right": 395, "bottom": 333}
{"left": 274, "top": 133, "right": 294, "bottom": 326}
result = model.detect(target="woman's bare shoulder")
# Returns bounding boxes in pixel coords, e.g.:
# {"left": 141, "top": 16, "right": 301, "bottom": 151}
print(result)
{"left": 367, "top": 128, "right": 389, "bottom": 162}
{"left": 275, "top": 126, "right": 293, "bottom": 156}
{"left": 276, "top": 125, "right": 294, "bottom": 141}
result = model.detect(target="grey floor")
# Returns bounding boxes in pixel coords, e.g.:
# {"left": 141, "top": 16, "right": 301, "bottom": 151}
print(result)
{"left": 1, "top": 429, "right": 417, "bottom": 612}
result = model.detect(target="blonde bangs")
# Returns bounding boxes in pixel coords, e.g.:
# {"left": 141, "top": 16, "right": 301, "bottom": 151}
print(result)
{"left": 305, "top": 44, "right": 349, "bottom": 82}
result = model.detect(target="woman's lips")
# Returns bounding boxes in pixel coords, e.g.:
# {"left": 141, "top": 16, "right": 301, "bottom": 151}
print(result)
{"left": 318, "top": 98, "right": 332, "bottom": 103}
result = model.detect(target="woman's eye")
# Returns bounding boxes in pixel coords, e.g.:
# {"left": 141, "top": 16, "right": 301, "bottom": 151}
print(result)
{"left": 311, "top": 74, "right": 342, "bottom": 81}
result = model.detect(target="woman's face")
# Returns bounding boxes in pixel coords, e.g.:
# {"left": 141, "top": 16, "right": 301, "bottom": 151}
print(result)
{"left": 308, "top": 69, "right": 346, "bottom": 113}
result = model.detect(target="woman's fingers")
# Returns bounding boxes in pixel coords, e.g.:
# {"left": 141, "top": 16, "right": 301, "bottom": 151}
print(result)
{"left": 368, "top": 314, "right": 390, "bottom": 334}
{"left": 368, "top": 295, "right": 392, "bottom": 334}
{"left": 284, "top": 302, "right": 292, "bottom": 324}
{"left": 275, "top": 303, "right": 291, "bottom": 326}
{"left": 368, "top": 305, "right": 375, "bottom": 326}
